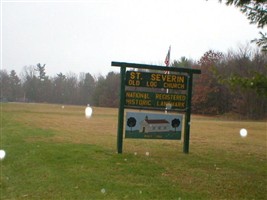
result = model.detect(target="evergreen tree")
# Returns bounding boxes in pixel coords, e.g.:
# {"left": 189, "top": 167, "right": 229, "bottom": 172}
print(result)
{"left": 9, "top": 70, "right": 22, "bottom": 101}
{"left": 220, "top": 0, "right": 267, "bottom": 52}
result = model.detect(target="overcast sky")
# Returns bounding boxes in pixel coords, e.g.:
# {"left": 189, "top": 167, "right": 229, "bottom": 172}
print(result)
{"left": 1, "top": 0, "right": 261, "bottom": 77}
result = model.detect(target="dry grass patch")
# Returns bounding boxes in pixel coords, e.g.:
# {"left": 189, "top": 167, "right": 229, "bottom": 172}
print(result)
{"left": 11, "top": 104, "right": 118, "bottom": 148}
{"left": 7, "top": 103, "right": 266, "bottom": 157}
{"left": 1, "top": 103, "right": 266, "bottom": 199}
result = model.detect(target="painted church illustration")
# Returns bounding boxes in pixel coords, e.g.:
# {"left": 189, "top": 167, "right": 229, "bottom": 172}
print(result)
{"left": 139, "top": 116, "right": 171, "bottom": 133}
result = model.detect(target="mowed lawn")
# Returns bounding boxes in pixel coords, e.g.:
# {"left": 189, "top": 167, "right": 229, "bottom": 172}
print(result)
{"left": 0, "top": 103, "right": 266, "bottom": 199}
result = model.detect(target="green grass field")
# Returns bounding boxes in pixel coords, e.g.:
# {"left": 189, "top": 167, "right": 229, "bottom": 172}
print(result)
{"left": 0, "top": 103, "right": 266, "bottom": 199}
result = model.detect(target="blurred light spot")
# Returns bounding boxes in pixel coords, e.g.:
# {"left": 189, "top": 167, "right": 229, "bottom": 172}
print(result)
{"left": 85, "top": 104, "right": 93, "bottom": 118}
{"left": 240, "top": 128, "right": 248, "bottom": 137}
{"left": 101, "top": 188, "right": 106, "bottom": 194}
{"left": 0, "top": 150, "right": 6, "bottom": 160}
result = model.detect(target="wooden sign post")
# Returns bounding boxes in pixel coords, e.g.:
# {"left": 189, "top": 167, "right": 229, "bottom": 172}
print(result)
{"left": 112, "top": 61, "right": 201, "bottom": 154}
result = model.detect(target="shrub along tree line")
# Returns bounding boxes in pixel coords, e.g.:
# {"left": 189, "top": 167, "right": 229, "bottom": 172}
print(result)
{"left": 1, "top": 47, "right": 266, "bottom": 119}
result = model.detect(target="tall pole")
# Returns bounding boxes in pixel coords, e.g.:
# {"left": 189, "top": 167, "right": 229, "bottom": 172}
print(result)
{"left": 165, "top": 46, "right": 171, "bottom": 114}
{"left": 117, "top": 66, "right": 126, "bottom": 153}
{"left": 183, "top": 73, "right": 193, "bottom": 153}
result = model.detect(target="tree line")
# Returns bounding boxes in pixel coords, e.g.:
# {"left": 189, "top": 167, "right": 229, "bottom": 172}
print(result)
{"left": 191, "top": 48, "right": 266, "bottom": 119}
{"left": 1, "top": 46, "right": 266, "bottom": 119}
{"left": 0, "top": 63, "right": 120, "bottom": 107}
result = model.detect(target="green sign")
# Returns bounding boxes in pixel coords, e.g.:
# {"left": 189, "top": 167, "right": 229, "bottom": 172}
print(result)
{"left": 111, "top": 61, "right": 201, "bottom": 154}
{"left": 126, "top": 71, "right": 187, "bottom": 90}
{"left": 125, "top": 91, "right": 186, "bottom": 109}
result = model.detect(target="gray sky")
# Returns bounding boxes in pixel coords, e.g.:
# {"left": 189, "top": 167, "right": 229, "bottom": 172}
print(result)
{"left": 1, "top": 0, "right": 261, "bottom": 77}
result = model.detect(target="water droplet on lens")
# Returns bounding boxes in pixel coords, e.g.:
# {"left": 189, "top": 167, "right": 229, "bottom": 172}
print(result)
{"left": 101, "top": 188, "right": 106, "bottom": 194}
{"left": 0, "top": 150, "right": 6, "bottom": 160}
{"left": 240, "top": 128, "right": 248, "bottom": 137}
